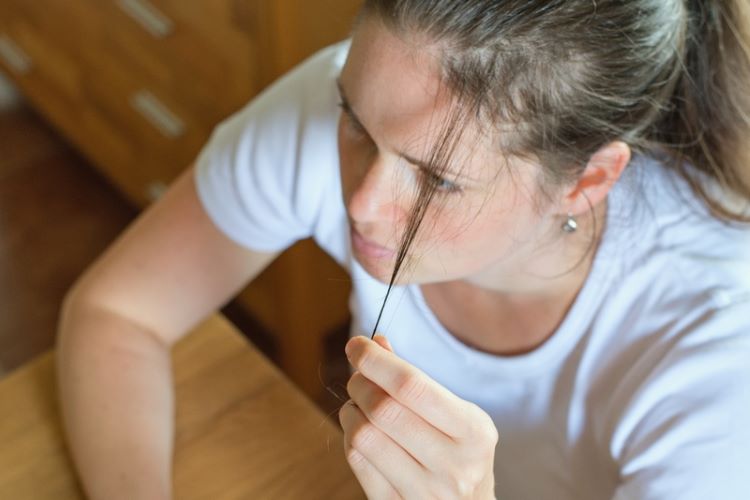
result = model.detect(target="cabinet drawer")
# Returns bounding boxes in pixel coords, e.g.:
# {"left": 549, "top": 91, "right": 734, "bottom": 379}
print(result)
{"left": 0, "top": 14, "right": 144, "bottom": 199}
{"left": 1, "top": 9, "right": 168, "bottom": 202}
{"left": 81, "top": 52, "right": 205, "bottom": 196}
{"left": 91, "top": 0, "right": 261, "bottom": 127}
{"left": 1, "top": 0, "right": 360, "bottom": 205}
{"left": 0, "top": 0, "right": 250, "bottom": 204}
{"left": 0, "top": 0, "right": 257, "bottom": 94}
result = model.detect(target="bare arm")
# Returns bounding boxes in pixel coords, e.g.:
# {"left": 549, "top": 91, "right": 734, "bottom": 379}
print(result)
{"left": 57, "top": 164, "right": 278, "bottom": 499}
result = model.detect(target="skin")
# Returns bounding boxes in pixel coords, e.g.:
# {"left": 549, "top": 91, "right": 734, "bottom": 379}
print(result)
{"left": 338, "top": 14, "right": 631, "bottom": 499}
{"left": 337, "top": 15, "right": 630, "bottom": 354}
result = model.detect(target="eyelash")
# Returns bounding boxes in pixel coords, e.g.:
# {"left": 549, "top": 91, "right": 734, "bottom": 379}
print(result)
{"left": 337, "top": 101, "right": 367, "bottom": 136}
{"left": 337, "top": 100, "right": 463, "bottom": 195}
{"left": 425, "top": 172, "right": 463, "bottom": 194}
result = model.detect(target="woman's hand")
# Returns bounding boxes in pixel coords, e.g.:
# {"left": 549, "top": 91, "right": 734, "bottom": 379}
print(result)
{"left": 340, "top": 334, "right": 498, "bottom": 499}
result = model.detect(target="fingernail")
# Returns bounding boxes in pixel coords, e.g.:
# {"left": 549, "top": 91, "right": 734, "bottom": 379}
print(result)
{"left": 345, "top": 339, "right": 354, "bottom": 359}
{"left": 373, "top": 334, "right": 391, "bottom": 350}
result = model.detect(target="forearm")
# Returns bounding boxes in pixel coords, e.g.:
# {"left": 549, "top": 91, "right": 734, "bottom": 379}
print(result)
{"left": 56, "top": 301, "right": 175, "bottom": 500}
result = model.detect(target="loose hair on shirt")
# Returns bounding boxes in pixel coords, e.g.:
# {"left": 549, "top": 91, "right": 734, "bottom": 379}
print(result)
{"left": 357, "top": 0, "right": 750, "bottom": 334}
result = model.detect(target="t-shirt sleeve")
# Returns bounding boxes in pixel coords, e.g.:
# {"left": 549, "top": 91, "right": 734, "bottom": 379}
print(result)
{"left": 609, "top": 301, "right": 750, "bottom": 499}
{"left": 193, "top": 41, "right": 346, "bottom": 253}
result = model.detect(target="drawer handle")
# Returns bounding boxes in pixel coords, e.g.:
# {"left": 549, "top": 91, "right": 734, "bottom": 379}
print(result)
{"left": 116, "top": 0, "right": 174, "bottom": 38}
{"left": 0, "top": 35, "right": 32, "bottom": 75}
{"left": 130, "top": 90, "right": 185, "bottom": 138}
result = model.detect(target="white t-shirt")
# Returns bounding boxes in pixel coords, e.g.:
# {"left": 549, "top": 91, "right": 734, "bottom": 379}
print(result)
{"left": 194, "top": 40, "right": 750, "bottom": 499}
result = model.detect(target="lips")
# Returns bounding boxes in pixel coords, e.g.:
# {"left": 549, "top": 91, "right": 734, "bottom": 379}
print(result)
{"left": 350, "top": 226, "right": 396, "bottom": 259}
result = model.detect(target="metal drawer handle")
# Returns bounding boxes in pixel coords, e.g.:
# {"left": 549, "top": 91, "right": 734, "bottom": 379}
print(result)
{"left": 0, "top": 35, "right": 32, "bottom": 75}
{"left": 130, "top": 90, "right": 185, "bottom": 138}
{"left": 116, "top": 0, "right": 174, "bottom": 38}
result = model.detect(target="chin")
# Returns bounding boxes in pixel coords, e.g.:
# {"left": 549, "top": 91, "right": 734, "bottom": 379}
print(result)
{"left": 355, "top": 251, "right": 444, "bottom": 286}
{"left": 354, "top": 253, "right": 397, "bottom": 283}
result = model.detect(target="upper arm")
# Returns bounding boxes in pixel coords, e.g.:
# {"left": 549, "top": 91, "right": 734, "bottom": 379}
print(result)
{"left": 64, "top": 42, "right": 349, "bottom": 347}
{"left": 66, "top": 163, "right": 279, "bottom": 346}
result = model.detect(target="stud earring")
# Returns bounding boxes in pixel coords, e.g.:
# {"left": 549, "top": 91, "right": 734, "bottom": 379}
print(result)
{"left": 562, "top": 213, "right": 578, "bottom": 233}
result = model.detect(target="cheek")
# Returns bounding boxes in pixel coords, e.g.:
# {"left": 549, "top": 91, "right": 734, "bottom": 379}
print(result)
{"left": 417, "top": 190, "right": 531, "bottom": 259}
{"left": 337, "top": 120, "right": 356, "bottom": 202}
{"left": 414, "top": 194, "right": 491, "bottom": 243}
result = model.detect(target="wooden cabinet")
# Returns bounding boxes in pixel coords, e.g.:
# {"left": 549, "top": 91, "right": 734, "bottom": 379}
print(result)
{"left": 0, "top": 0, "right": 362, "bottom": 398}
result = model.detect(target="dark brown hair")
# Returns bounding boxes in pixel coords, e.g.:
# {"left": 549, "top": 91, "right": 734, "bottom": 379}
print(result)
{"left": 356, "top": 1, "right": 750, "bottom": 333}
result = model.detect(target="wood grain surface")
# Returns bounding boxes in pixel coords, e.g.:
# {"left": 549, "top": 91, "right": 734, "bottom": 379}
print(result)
{"left": 0, "top": 0, "right": 360, "bottom": 403}
{"left": 0, "top": 314, "right": 364, "bottom": 499}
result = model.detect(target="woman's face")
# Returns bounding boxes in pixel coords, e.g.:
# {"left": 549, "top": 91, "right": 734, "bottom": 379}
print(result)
{"left": 337, "top": 16, "right": 561, "bottom": 286}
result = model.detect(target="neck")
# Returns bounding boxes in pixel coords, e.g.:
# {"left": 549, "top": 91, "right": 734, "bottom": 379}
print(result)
{"left": 441, "top": 202, "right": 608, "bottom": 355}
{"left": 465, "top": 200, "right": 607, "bottom": 300}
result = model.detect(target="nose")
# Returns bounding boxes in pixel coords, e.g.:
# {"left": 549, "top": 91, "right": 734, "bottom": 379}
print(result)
{"left": 346, "top": 157, "right": 409, "bottom": 227}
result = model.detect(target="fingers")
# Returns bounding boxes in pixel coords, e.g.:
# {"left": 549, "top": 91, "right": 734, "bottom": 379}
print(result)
{"left": 342, "top": 437, "right": 397, "bottom": 500}
{"left": 346, "top": 370, "right": 452, "bottom": 471}
{"left": 345, "top": 336, "right": 473, "bottom": 439}
{"left": 339, "top": 400, "right": 423, "bottom": 499}
{"left": 372, "top": 334, "right": 392, "bottom": 352}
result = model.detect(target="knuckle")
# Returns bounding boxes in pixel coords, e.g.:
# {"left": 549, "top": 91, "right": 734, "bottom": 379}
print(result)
{"left": 451, "top": 476, "right": 475, "bottom": 498}
{"left": 338, "top": 400, "right": 353, "bottom": 427}
{"left": 346, "top": 447, "right": 367, "bottom": 468}
{"left": 466, "top": 464, "right": 486, "bottom": 486}
{"left": 370, "top": 395, "right": 402, "bottom": 426}
{"left": 355, "top": 343, "right": 374, "bottom": 371}
{"left": 350, "top": 423, "right": 377, "bottom": 451}
{"left": 487, "top": 424, "right": 500, "bottom": 446}
{"left": 479, "top": 417, "right": 499, "bottom": 446}
{"left": 345, "top": 371, "right": 361, "bottom": 397}
{"left": 464, "top": 403, "right": 498, "bottom": 444}
{"left": 393, "top": 372, "right": 426, "bottom": 403}
{"left": 446, "top": 467, "right": 483, "bottom": 498}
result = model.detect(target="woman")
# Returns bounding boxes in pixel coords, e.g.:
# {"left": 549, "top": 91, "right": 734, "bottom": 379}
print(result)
{"left": 58, "top": 1, "right": 750, "bottom": 499}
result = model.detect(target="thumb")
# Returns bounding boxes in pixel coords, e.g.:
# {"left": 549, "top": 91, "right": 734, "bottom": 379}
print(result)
{"left": 372, "top": 334, "right": 393, "bottom": 352}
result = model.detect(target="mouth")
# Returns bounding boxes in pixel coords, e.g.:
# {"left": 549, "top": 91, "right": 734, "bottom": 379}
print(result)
{"left": 350, "top": 226, "right": 397, "bottom": 259}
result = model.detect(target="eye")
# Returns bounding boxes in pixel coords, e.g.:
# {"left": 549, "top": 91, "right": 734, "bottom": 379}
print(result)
{"left": 337, "top": 101, "right": 367, "bottom": 137}
{"left": 337, "top": 100, "right": 462, "bottom": 194}
{"left": 425, "top": 171, "right": 462, "bottom": 194}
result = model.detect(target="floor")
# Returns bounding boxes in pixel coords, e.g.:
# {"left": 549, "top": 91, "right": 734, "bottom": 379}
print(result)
{"left": 0, "top": 103, "right": 349, "bottom": 417}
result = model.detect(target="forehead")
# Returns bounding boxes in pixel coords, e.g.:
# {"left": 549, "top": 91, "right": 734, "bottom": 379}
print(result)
{"left": 339, "top": 17, "right": 498, "bottom": 181}
{"left": 340, "top": 17, "right": 445, "bottom": 129}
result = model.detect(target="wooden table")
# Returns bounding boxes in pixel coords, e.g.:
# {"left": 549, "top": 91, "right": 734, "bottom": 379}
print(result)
{"left": 0, "top": 315, "right": 364, "bottom": 499}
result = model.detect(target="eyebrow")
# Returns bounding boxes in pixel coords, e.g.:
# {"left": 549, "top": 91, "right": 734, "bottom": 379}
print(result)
{"left": 335, "top": 76, "right": 479, "bottom": 184}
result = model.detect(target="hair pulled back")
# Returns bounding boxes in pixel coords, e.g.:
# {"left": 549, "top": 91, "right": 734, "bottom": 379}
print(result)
{"left": 358, "top": 0, "right": 750, "bottom": 333}
{"left": 360, "top": 0, "right": 750, "bottom": 214}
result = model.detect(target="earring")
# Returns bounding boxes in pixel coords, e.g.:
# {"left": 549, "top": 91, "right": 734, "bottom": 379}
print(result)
{"left": 562, "top": 212, "right": 578, "bottom": 233}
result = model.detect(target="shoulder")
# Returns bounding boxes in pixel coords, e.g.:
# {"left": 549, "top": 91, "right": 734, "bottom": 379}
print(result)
{"left": 602, "top": 299, "right": 750, "bottom": 498}
{"left": 606, "top": 153, "right": 750, "bottom": 309}
{"left": 594, "top": 156, "right": 750, "bottom": 411}
{"left": 192, "top": 39, "right": 353, "bottom": 254}
{"left": 212, "top": 38, "right": 352, "bottom": 143}
{"left": 590, "top": 157, "right": 750, "bottom": 493}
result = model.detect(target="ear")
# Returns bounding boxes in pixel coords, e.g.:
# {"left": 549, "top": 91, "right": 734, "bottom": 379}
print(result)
{"left": 562, "top": 141, "right": 631, "bottom": 215}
